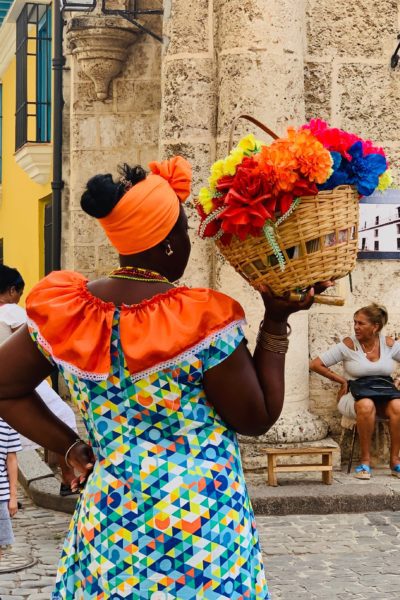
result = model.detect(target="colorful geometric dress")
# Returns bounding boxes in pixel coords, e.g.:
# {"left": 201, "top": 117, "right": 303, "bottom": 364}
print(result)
{"left": 26, "top": 271, "right": 271, "bottom": 600}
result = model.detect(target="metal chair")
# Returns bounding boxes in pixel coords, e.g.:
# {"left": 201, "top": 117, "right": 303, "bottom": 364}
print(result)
{"left": 347, "top": 416, "right": 390, "bottom": 474}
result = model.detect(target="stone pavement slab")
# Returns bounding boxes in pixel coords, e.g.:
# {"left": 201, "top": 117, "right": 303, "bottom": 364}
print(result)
{"left": 247, "top": 467, "right": 400, "bottom": 515}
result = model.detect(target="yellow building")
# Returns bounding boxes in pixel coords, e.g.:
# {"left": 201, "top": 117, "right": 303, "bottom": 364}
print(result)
{"left": 0, "top": 0, "right": 53, "bottom": 295}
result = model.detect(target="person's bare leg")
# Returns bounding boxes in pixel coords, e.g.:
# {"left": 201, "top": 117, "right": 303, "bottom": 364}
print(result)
{"left": 354, "top": 397, "right": 376, "bottom": 465}
{"left": 385, "top": 399, "right": 400, "bottom": 469}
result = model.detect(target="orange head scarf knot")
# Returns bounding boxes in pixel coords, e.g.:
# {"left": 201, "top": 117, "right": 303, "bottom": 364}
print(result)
{"left": 99, "top": 156, "right": 192, "bottom": 255}
{"left": 148, "top": 156, "right": 192, "bottom": 202}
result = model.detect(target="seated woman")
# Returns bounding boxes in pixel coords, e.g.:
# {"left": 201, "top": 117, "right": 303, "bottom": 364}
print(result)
{"left": 310, "top": 303, "right": 400, "bottom": 480}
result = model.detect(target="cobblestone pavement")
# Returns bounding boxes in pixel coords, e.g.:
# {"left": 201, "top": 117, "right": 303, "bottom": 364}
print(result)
{"left": 2, "top": 488, "right": 400, "bottom": 599}
{"left": 258, "top": 511, "right": 400, "bottom": 600}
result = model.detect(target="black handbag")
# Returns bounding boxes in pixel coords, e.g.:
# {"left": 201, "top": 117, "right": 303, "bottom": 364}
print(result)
{"left": 348, "top": 376, "right": 400, "bottom": 402}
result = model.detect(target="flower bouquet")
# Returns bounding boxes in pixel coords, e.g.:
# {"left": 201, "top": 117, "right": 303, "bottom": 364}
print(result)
{"left": 196, "top": 115, "right": 391, "bottom": 303}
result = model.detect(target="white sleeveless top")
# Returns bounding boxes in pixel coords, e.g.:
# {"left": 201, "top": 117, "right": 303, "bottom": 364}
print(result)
{"left": 0, "top": 303, "right": 26, "bottom": 344}
{"left": 320, "top": 333, "right": 400, "bottom": 378}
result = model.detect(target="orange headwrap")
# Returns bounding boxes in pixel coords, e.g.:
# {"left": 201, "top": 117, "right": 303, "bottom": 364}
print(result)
{"left": 99, "top": 156, "right": 192, "bottom": 255}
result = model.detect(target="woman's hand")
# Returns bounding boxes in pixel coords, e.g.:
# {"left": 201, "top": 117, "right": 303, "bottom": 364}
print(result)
{"left": 337, "top": 380, "right": 349, "bottom": 403}
{"left": 66, "top": 441, "right": 95, "bottom": 493}
{"left": 259, "top": 281, "right": 334, "bottom": 322}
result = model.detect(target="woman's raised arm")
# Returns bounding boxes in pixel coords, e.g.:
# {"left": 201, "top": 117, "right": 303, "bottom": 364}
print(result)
{"left": 204, "top": 287, "right": 321, "bottom": 436}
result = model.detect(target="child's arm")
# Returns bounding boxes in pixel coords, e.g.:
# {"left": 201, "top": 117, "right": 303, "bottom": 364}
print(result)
{"left": 6, "top": 452, "right": 18, "bottom": 517}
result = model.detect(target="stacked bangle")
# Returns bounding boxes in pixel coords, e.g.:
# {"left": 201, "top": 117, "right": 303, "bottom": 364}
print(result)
{"left": 256, "top": 322, "right": 291, "bottom": 354}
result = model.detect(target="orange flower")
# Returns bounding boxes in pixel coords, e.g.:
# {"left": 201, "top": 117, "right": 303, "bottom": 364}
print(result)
{"left": 259, "top": 143, "right": 298, "bottom": 193}
{"left": 284, "top": 127, "right": 333, "bottom": 183}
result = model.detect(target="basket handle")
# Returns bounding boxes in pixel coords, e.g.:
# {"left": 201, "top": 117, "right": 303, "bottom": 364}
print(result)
{"left": 289, "top": 293, "right": 345, "bottom": 307}
{"left": 228, "top": 114, "right": 279, "bottom": 152}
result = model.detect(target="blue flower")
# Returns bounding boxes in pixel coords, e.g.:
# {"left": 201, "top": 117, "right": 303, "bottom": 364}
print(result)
{"left": 318, "top": 152, "right": 351, "bottom": 190}
{"left": 318, "top": 142, "right": 387, "bottom": 196}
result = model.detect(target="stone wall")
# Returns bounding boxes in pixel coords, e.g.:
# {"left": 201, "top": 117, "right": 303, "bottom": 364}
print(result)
{"left": 62, "top": 11, "right": 162, "bottom": 279}
{"left": 305, "top": 0, "right": 400, "bottom": 461}
{"left": 61, "top": 1, "right": 400, "bottom": 465}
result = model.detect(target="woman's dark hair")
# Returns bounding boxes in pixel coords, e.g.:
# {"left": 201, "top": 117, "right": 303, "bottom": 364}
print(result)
{"left": 0, "top": 265, "right": 25, "bottom": 294}
{"left": 80, "top": 164, "right": 147, "bottom": 218}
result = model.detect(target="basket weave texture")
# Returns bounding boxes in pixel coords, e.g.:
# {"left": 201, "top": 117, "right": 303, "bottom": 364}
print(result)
{"left": 216, "top": 185, "right": 359, "bottom": 295}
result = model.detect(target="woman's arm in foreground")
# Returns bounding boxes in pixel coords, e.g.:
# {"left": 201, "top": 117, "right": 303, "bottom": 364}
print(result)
{"left": 0, "top": 325, "right": 94, "bottom": 475}
{"left": 204, "top": 286, "right": 327, "bottom": 437}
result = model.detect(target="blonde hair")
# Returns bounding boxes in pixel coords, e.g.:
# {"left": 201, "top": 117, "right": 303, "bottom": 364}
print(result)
{"left": 354, "top": 303, "right": 388, "bottom": 332}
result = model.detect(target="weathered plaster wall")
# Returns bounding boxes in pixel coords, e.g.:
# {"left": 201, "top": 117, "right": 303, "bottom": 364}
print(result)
{"left": 305, "top": 0, "right": 400, "bottom": 462}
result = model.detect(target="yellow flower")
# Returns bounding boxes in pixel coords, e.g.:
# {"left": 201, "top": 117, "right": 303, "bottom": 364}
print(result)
{"left": 237, "top": 134, "right": 258, "bottom": 153}
{"left": 222, "top": 149, "right": 245, "bottom": 176}
{"left": 198, "top": 187, "right": 214, "bottom": 215}
{"left": 377, "top": 169, "right": 393, "bottom": 192}
{"left": 209, "top": 160, "right": 225, "bottom": 189}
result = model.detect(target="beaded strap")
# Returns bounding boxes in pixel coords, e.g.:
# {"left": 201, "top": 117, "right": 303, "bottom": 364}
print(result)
{"left": 108, "top": 266, "right": 169, "bottom": 283}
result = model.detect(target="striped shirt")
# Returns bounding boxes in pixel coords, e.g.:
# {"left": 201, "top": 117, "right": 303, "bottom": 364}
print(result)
{"left": 0, "top": 418, "right": 22, "bottom": 501}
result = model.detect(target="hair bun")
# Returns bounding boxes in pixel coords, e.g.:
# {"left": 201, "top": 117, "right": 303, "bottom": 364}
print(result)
{"left": 81, "top": 174, "right": 121, "bottom": 218}
{"left": 118, "top": 164, "right": 147, "bottom": 190}
{"left": 377, "top": 304, "right": 389, "bottom": 325}
{"left": 81, "top": 166, "right": 147, "bottom": 219}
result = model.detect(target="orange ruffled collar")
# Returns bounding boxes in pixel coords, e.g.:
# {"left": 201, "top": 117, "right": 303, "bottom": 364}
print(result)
{"left": 26, "top": 271, "right": 245, "bottom": 382}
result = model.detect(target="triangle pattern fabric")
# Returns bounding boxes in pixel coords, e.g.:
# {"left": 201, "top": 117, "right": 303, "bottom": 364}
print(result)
{"left": 35, "top": 311, "right": 272, "bottom": 599}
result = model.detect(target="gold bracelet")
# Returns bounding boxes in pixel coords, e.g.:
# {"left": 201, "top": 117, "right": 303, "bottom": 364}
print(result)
{"left": 65, "top": 439, "right": 85, "bottom": 468}
{"left": 256, "top": 327, "right": 290, "bottom": 354}
{"left": 259, "top": 320, "right": 292, "bottom": 337}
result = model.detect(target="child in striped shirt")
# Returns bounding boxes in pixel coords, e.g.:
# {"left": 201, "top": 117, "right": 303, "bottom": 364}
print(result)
{"left": 0, "top": 417, "right": 22, "bottom": 557}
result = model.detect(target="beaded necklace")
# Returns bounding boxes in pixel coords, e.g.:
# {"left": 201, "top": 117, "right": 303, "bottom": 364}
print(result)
{"left": 108, "top": 266, "right": 169, "bottom": 284}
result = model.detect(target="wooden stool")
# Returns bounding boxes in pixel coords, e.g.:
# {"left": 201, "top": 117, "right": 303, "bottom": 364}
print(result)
{"left": 265, "top": 447, "right": 336, "bottom": 486}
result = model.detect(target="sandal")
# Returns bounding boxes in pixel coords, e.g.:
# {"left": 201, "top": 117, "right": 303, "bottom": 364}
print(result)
{"left": 354, "top": 464, "right": 371, "bottom": 480}
{"left": 391, "top": 464, "right": 400, "bottom": 478}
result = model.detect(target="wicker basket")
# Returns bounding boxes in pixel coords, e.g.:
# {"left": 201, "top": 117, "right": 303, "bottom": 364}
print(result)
{"left": 215, "top": 115, "right": 360, "bottom": 301}
{"left": 217, "top": 185, "right": 359, "bottom": 295}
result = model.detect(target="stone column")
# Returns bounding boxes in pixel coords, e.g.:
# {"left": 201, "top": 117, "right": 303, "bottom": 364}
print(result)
{"left": 159, "top": 0, "right": 217, "bottom": 287}
{"left": 214, "top": 0, "right": 332, "bottom": 467}
{"left": 63, "top": 13, "right": 162, "bottom": 278}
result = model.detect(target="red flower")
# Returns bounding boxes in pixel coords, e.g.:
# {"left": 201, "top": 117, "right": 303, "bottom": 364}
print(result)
{"left": 361, "top": 139, "right": 386, "bottom": 157}
{"left": 218, "top": 156, "right": 277, "bottom": 239}
{"left": 276, "top": 179, "right": 318, "bottom": 214}
{"left": 303, "top": 119, "right": 361, "bottom": 160}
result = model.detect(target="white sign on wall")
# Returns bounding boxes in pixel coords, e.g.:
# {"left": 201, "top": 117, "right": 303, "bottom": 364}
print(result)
{"left": 358, "top": 190, "right": 400, "bottom": 259}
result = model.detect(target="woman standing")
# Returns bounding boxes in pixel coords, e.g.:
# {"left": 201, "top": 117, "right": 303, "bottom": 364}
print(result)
{"left": 310, "top": 303, "right": 400, "bottom": 480}
{"left": 0, "top": 156, "right": 324, "bottom": 599}
{"left": 0, "top": 264, "right": 78, "bottom": 495}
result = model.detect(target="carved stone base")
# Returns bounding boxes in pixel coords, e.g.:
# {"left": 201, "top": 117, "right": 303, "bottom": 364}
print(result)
{"left": 239, "top": 409, "right": 329, "bottom": 446}
{"left": 238, "top": 410, "right": 335, "bottom": 471}
{"left": 67, "top": 16, "right": 139, "bottom": 100}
